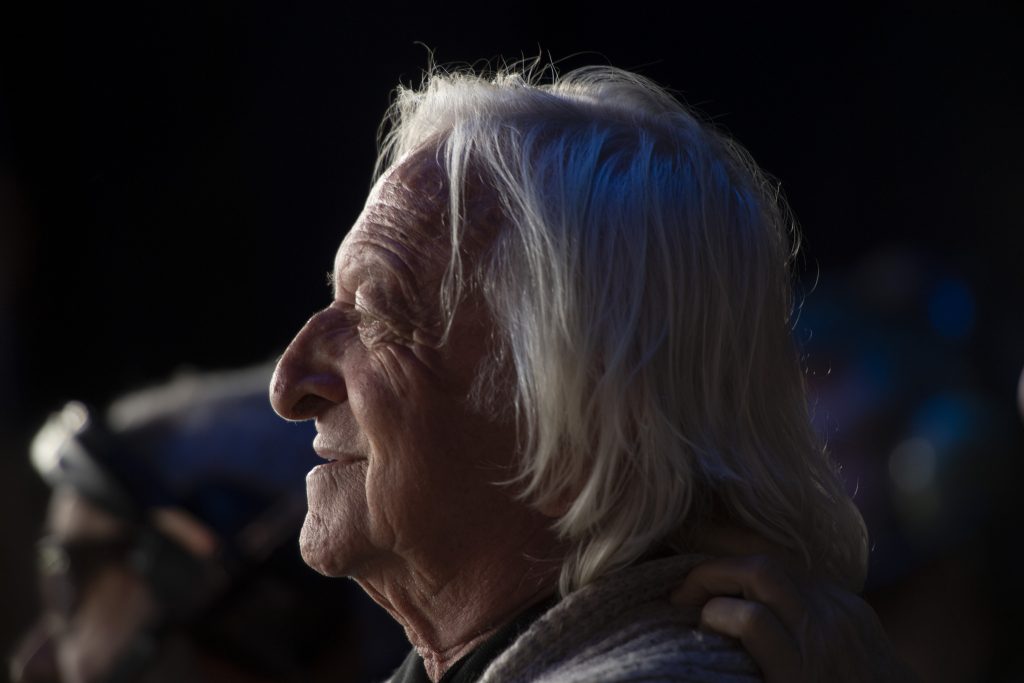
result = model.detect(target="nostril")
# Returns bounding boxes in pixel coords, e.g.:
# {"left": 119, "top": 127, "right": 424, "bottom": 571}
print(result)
{"left": 290, "top": 394, "right": 332, "bottom": 420}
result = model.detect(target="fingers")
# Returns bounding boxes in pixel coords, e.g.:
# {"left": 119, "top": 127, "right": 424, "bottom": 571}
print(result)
{"left": 671, "top": 555, "right": 914, "bottom": 683}
{"left": 671, "top": 556, "right": 813, "bottom": 683}
{"left": 699, "top": 596, "right": 801, "bottom": 683}
{"left": 671, "top": 555, "right": 809, "bottom": 638}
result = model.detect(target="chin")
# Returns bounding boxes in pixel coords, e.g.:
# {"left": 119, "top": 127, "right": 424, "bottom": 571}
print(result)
{"left": 300, "top": 461, "right": 371, "bottom": 576}
{"left": 299, "top": 509, "right": 377, "bottom": 578}
{"left": 299, "top": 512, "right": 345, "bottom": 576}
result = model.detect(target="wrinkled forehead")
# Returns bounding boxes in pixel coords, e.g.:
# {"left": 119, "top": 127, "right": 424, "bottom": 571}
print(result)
{"left": 333, "top": 148, "right": 506, "bottom": 293}
{"left": 334, "top": 150, "right": 451, "bottom": 281}
{"left": 370, "top": 147, "right": 449, "bottom": 210}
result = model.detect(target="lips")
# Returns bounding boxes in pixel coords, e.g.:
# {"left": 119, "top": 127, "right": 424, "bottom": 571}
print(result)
{"left": 312, "top": 433, "right": 364, "bottom": 464}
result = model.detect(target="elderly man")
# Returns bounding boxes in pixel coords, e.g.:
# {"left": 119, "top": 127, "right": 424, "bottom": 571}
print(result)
{"left": 270, "top": 65, "right": 876, "bottom": 682}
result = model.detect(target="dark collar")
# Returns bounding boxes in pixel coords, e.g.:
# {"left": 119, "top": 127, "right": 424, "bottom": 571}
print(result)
{"left": 390, "top": 595, "right": 558, "bottom": 683}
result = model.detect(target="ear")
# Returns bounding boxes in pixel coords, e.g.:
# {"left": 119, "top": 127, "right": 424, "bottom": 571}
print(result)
{"left": 151, "top": 507, "right": 219, "bottom": 558}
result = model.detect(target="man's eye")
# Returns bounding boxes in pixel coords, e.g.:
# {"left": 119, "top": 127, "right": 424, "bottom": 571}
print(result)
{"left": 357, "top": 315, "right": 392, "bottom": 346}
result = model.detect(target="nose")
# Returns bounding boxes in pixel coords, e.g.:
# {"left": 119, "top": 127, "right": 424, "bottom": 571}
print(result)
{"left": 270, "top": 307, "right": 349, "bottom": 420}
{"left": 9, "top": 618, "right": 60, "bottom": 683}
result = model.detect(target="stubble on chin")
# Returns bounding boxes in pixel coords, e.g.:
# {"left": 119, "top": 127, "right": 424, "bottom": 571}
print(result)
{"left": 300, "top": 460, "right": 371, "bottom": 577}
{"left": 298, "top": 509, "right": 334, "bottom": 575}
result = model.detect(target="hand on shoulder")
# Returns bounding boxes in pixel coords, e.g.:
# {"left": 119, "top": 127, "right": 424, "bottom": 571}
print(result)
{"left": 672, "top": 552, "right": 917, "bottom": 682}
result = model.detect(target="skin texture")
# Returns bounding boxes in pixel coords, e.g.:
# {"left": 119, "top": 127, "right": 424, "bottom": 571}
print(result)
{"left": 269, "top": 150, "right": 563, "bottom": 681}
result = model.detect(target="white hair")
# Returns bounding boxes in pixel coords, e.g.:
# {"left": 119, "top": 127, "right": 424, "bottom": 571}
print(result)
{"left": 376, "top": 63, "right": 868, "bottom": 594}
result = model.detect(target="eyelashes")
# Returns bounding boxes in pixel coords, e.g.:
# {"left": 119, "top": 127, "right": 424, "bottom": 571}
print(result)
{"left": 356, "top": 314, "right": 395, "bottom": 346}
{"left": 325, "top": 302, "right": 392, "bottom": 346}
{"left": 348, "top": 304, "right": 413, "bottom": 348}
{"left": 329, "top": 287, "right": 414, "bottom": 348}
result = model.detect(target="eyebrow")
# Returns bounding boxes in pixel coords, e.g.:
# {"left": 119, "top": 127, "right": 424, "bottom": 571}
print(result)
{"left": 330, "top": 256, "right": 435, "bottom": 328}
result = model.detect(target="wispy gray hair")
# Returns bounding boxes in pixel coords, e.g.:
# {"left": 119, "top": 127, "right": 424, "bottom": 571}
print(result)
{"left": 376, "top": 62, "right": 868, "bottom": 594}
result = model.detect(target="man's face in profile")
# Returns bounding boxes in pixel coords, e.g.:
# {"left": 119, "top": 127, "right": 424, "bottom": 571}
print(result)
{"left": 271, "top": 150, "right": 542, "bottom": 583}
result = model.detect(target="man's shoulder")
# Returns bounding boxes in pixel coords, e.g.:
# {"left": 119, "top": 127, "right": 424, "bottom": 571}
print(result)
{"left": 479, "top": 556, "right": 762, "bottom": 683}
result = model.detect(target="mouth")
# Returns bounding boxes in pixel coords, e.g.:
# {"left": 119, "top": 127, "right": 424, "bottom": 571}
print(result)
{"left": 316, "top": 456, "right": 364, "bottom": 468}
{"left": 312, "top": 434, "right": 365, "bottom": 465}
{"left": 308, "top": 456, "right": 367, "bottom": 481}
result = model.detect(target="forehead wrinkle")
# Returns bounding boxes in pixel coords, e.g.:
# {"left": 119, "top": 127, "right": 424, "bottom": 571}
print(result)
{"left": 333, "top": 155, "right": 451, "bottom": 320}
{"left": 335, "top": 225, "right": 445, "bottom": 327}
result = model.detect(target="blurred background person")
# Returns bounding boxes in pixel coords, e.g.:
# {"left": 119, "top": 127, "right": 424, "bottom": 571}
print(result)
{"left": 8, "top": 364, "right": 408, "bottom": 683}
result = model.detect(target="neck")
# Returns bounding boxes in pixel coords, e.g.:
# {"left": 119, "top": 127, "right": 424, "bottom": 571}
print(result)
{"left": 356, "top": 533, "right": 562, "bottom": 681}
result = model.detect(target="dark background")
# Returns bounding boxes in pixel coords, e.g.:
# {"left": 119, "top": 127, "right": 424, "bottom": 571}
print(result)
{"left": 1, "top": 3, "right": 1022, "bottom": 681}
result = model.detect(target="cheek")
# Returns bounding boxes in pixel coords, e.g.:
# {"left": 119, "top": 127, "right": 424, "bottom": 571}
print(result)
{"left": 359, "top": 380, "right": 470, "bottom": 522}
{"left": 350, "top": 339, "right": 517, "bottom": 541}
{"left": 367, "top": 396, "right": 509, "bottom": 526}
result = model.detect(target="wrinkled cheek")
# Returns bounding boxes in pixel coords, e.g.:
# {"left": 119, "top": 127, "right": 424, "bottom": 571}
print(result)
{"left": 364, "top": 446, "right": 448, "bottom": 559}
